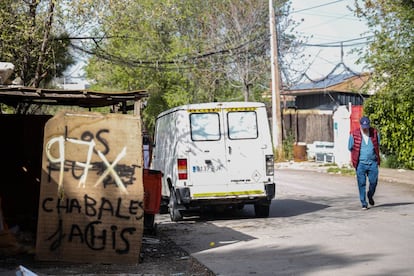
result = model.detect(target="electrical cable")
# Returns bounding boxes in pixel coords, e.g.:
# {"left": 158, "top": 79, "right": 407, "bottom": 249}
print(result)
{"left": 291, "top": 0, "right": 346, "bottom": 14}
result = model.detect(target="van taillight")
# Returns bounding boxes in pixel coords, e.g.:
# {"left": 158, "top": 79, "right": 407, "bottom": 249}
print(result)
{"left": 178, "top": 159, "right": 188, "bottom": 180}
{"left": 266, "top": 155, "right": 274, "bottom": 176}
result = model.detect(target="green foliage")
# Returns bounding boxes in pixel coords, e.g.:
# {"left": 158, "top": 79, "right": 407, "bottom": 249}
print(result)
{"left": 281, "top": 131, "right": 295, "bottom": 161}
{"left": 83, "top": 0, "right": 293, "bottom": 132}
{"left": 0, "top": 0, "right": 75, "bottom": 88}
{"left": 355, "top": 0, "right": 414, "bottom": 169}
{"left": 364, "top": 88, "right": 414, "bottom": 169}
{"left": 380, "top": 154, "right": 401, "bottom": 169}
{"left": 0, "top": 103, "right": 14, "bottom": 114}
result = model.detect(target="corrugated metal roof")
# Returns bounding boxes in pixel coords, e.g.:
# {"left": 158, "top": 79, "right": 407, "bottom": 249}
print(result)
{"left": 0, "top": 86, "right": 148, "bottom": 108}
{"left": 280, "top": 62, "right": 371, "bottom": 97}
{"left": 290, "top": 72, "right": 357, "bottom": 91}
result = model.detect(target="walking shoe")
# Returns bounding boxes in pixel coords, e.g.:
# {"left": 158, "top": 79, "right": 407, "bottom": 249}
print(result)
{"left": 368, "top": 194, "right": 375, "bottom": 206}
{"left": 362, "top": 206, "right": 369, "bottom": 210}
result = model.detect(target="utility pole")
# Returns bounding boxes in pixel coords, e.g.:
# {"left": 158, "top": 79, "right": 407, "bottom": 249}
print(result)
{"left": 269, "top": 0, "right": 283, "bottom": 158}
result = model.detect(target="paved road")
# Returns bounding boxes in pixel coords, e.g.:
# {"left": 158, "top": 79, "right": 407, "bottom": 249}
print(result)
{"left": 156, "top": 169, "right": 414, "bottom": 276}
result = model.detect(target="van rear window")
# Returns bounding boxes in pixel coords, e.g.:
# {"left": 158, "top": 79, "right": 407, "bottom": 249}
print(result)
{"left": 227, "top": 111, "right": 258, "bottom": 139}
{"left": 190, "top": 113, "right": 220, "bottom": 141}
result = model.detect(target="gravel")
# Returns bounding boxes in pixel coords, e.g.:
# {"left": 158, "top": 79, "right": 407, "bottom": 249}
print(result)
{"left": 0, "top": 228, "right": 215, "bottom": 276}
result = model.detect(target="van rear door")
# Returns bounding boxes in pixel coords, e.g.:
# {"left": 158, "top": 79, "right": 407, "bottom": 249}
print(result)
{"left": 187, "top": 109, "right": 229, "bottom": 196}
{"left": 223, "top": 107, "right": 269, "bottom": 191}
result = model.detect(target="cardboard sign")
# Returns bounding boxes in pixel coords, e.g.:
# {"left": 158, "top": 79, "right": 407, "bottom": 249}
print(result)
{"left": 36, "top": 111, "right": 143, "bottom": 264}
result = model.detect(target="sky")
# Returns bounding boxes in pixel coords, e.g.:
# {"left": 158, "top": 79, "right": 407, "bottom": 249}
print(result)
{"left": 288, "top": 0, "right": 371, "bottom": 80}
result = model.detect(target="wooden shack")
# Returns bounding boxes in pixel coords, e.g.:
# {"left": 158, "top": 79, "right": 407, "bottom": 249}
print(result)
{"left": 0, "top": 86, "right": 148, "bottom": 263}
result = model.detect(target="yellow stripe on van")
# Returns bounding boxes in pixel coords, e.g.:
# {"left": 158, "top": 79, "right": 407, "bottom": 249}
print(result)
{"left": 225, "top": 107, "right": 257, "bottom": 111}
{"left": 193, "top": 190, "right": 265, "bottom": 198}
{"left": 187, "top": 107, "right": 257, "bottom": 113}
{"left": 188, "top": 108, "right": 220, "bottom": 113}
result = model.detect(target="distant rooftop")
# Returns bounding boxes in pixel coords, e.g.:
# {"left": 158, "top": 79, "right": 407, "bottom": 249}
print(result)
{"left": 283, "top": 63, "right": 370, "bottom": 96}
{"left": 290, "top": 71, "right": 359, "bottom": 91}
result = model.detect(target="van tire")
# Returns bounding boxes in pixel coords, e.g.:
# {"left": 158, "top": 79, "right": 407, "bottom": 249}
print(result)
{"left": 169, "top": 190, "right": 183, "bottom": 222}
{"left": 254, "top": 201, "right": 270, "bottom": 218}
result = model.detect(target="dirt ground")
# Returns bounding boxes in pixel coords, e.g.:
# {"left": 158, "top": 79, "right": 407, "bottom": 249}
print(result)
{"left": 0, "top": 227, "right": 215, "bottom": 276}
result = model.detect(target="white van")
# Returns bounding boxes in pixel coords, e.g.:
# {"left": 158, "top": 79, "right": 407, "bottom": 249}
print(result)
{"left": 151, "top": 102, "right": 275, "bottom": 221}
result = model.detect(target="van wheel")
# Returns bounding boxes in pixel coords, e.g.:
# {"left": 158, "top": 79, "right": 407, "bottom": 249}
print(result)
{"left": 169, "top": 190, "right": 183, "bottom": 222}
{"left": 254, "top": 201, "right": 270, "bottom": 218}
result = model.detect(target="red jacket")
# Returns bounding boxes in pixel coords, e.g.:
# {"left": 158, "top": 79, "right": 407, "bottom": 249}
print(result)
{"left": 350, "top": 127, "right": 380, "bottom": 168}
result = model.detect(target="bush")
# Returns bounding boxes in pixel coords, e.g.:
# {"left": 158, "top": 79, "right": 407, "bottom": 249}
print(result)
{"left": 381, "top": 154, "right": 404, "bottom": 169}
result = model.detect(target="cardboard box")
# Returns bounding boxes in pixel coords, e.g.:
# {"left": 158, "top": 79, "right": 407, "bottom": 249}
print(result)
{"left": 36, "top": 111, "right": 143, "bottom": 264}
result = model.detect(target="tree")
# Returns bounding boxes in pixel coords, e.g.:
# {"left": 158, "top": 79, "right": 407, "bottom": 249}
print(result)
{"left": 354, "top": 0, "right": 414, "bottom": 169}
{"left": 82, "top": 0, "right": 195, "bottom": 131}
{"left": 82, "top": 0, "right": 295, "bottom": 132}
{"left": 0, "top": 0, "right": 75, "bottom": 89}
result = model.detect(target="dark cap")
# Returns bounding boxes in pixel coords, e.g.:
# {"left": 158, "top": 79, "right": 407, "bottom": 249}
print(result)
{"left": 360, "top": 116, "right": 370, "bottom": 129}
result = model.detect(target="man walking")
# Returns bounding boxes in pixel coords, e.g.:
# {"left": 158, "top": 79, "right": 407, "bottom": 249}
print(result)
{"left": 348, "top": 116, "right": 381, "bottom": 210}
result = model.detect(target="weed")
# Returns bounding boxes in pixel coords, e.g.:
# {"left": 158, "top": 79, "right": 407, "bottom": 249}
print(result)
{"left": 327, "top": 166, "right": 355, "bottom": 176}
{"left": 279, "top": 131, "right": 295, "bottom": 161}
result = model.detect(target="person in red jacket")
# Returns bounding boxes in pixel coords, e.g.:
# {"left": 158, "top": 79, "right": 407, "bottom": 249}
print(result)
{"left": 348, "top": 116, "right": 381, "bottom": 210}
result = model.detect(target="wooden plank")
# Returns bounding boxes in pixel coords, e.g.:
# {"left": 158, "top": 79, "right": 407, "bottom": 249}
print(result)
{"left": 36, "top": 111, "right": 143, "bottom": 264}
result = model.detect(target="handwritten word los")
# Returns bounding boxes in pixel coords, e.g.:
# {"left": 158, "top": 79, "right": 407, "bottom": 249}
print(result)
{"left": 46, "top": 129, "right": 131, "bottom": 194}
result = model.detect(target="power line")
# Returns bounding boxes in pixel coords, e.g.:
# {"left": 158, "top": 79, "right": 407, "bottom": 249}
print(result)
{"left": 69, "top": 32, "right": 270, "bottom": 70}
{"left": 303, "top": 41, "right": 366, "bottom": 47}
{"left": 298, "top": 10, "right": 359, "bottom": 21}
{"left": 298, "top": 12, "right": 354, "bottom": 32}
{"left": 301, "top": 35, "right": 373, "bottom": 47}
{"left": 291, "top": 0, "right": 346, "bottom": 14}
{"left": 290, "top": 0, "right": 369, "bottom": 43}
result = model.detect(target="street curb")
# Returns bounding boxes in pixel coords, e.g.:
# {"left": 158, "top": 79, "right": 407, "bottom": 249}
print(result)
{"left": 275, "top": 162, "right": 414, "bottom": 187}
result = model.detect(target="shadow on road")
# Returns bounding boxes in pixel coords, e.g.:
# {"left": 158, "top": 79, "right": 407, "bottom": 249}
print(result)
{"left": 195, "top": 243, "right": 398, "bottom": 276}
{"left": 375, "top": 202, "right": 414, "bottom": 208}
{"left": 161, "top": 218, "right": 409, "bottom": 276}
{"left": 167, "top": 198, "right": 330, "bottom": 222}
{"left": 158, "top": 218, "right": 256, "bottom": 252}
{"left": 270, "top": 199, "right": 330, "bottom": 218}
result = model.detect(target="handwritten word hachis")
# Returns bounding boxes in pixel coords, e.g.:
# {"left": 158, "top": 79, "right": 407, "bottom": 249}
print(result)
{"left": 45, "top": 130, "right": 131, "bottom": 194}
{"left": 42, "top": 194, "right": 144, "bottom": 253}
{"left": 47, "top": 219, "right": 136, "bottom": 254}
